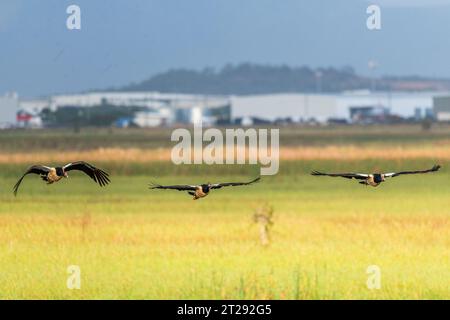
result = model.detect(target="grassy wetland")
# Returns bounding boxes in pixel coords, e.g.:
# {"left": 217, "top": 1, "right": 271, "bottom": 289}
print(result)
{"left": 0, "top": 125, "right": 449, "bottom": 299}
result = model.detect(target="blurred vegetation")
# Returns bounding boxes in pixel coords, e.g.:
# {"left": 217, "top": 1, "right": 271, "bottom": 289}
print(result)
{"left": 40, "top": 103, "right": 147, "bottom": 128}
{"left": 120, "top": 63, "right": 372, "bottom": 94}
{"left": 119, "top": 63, "right": 450, "bottom": 94}
{"left": 1, "top": 124, "right": 450, "bottom": 152}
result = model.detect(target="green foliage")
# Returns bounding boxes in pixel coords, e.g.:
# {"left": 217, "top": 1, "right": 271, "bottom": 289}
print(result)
{"left": 421, "top": 119, "right": 433, "bottom": 131}
{"left": 40, "top": 104, "right": 147, "bottom": 128}
{"left": 120, "top": 63, "right": 377, "bottom": 94}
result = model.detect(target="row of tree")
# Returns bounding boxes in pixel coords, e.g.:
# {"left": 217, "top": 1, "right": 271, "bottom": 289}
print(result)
{"left": 119, "top": 63, "right": 375, "bottom": 94}
{"left": 40, "top": 103, "right": 146, "bottom": 128}
{"left": 117, "top": 63, "right": 450, "bottom": 95}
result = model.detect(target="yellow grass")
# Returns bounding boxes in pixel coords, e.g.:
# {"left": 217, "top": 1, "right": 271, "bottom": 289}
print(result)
{"left": 0, "top": 175, "right": 449, "bottom": 299}
{"left": 1, "top": 144, "right": 450, "bottom": 164}
{"left": 1, "top": 127, "right": 449, "bottom": 299}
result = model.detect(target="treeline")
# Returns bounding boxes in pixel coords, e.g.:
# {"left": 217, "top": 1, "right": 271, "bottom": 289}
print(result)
{"left": 117, "top": 63, "right": 450, "bottom": 95}
{"left": 119, "top": 63, "right": 377, "bottom": 94}
{"left": 40, "top": 103, "right": 146, "bottom": 128}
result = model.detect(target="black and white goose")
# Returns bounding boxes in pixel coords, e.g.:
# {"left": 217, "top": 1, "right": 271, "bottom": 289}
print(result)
{"left": 311, "top": 165, "right": 441, "bottom": 187}
{"left": 150, "top": 177, "right": 260, "bottom": 200}
{"left": 13, "top": 161, "right": 110, "bottom": 196}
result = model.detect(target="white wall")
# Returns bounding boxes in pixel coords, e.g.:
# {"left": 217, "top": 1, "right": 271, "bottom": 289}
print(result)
{"left": 437, "top": 112, "right": 450, "bottom": 121}
{"left": 50, "top": 92, "right": 229, "bottom": 110}
{"left": 336, "top": 91, "right": 450, "bottom": 118}
{"left": 20, "top": 99, "right": 50, "bottom": 111}
{"left": 0, "top": 92, "right": 19, "bottom": 126}
{"left": 231, "top": 91, "right": 450, "bottom": 122}
{"left": 231, "top": 94, "right": 337, "bottom": 122}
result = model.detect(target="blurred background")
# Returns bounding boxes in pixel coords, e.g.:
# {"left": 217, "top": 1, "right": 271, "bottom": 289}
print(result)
{"left": 2, "top": 0, "right": 450, "bottom": 129}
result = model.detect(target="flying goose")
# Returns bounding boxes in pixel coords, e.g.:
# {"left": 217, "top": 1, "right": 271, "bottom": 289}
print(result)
{"left": 150, "top": 177, "right": 260, "bottom": 200}
{"left": 311, "top": 165, "right": 441, "bottom": 187}
{"left": 13, "top": 161, "right": 110, "bottom": 196}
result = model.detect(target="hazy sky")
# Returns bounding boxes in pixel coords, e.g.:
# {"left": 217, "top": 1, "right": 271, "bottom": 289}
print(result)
{"left": 1, "top": 0, "right": 450, "bottom": 97}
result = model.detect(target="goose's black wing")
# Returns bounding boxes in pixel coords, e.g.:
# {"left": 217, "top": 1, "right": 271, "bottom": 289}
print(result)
{"left": 311, "top": 171, "right": 368, "bottom": 180}
{"left": 385, "top": 165, "right": 441, "bottom": 178}
{"left": 13, "top": 165, "right": 51, "bottom": 196}
{"left": 210, "top": 177, "right": 261, "bottom": 189}
{"left": 149, "top": 183, "right": 197, "bottom": 191}
{"left": 63, "top": 161, "right": 110, "bottom": 186}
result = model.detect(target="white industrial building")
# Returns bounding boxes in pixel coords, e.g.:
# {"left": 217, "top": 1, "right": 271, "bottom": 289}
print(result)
{"left": 433, "top": 96, "right": 450, "bottom": 121}
{"left": 231, "top": 91, "right": 450, "bottom": 123}
{"left": 231, "top": 94, "right": 336, "bottom": 123}
{"left": 0, "top": 92, "right": 19, "bottom": 128}
{"left": 336, "top": 91, "right": 445, "bottom": 119}
{"left": 47, "top": 92, "right": 229, "bottom": 110}
{"left": 2, "top": 90, "right": 449, "bottom": 128}
{"left": 19, "top": 92, "right": 232, "bottom": 127}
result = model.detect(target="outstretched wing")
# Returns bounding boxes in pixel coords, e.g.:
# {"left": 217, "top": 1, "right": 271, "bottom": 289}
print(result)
{"left": 210, "top": 177, "right": 261, "bottom": 189}
{"left": 149, "top": 182, "right": 197, "bottom": 191}
{"left": 13, "top": 165, "right": 51, "bottom": 196}
{"left": 385, "top": 165, "right": 441, "bottom": 178}
{"left": 63, "top": 161, "right": 110, "bottom": 186}
{"left": 311, "top": 170, "right": 368, "bottom": 180}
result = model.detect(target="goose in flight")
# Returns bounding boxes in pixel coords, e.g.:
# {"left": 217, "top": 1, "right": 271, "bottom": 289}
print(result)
{"left": 311, "top": 165, "right": 441, "bottom": 187}
{"left": 150, "top": 177, "right": 260, "bottom": 200}
{"left": 13, "top": 161, "right": 110, "bottom": 196}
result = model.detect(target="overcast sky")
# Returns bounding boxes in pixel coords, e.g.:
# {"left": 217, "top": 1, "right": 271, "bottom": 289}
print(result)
{"left": 1, "top": 0, "right": 450, "bottom": 97}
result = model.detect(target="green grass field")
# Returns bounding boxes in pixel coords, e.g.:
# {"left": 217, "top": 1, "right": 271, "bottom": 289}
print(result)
{"left": 2, "top": 124, "right": 450, "bottom": 151}
{"left": 0, "top": 127, "right": 449, "bottom": 299}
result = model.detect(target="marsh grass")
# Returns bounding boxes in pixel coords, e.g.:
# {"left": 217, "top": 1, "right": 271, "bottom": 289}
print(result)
{"left": 0, "top": 166, "right": 449, "bottom": 299}
{"left": 0, "top": 126, "right": 449, "bottom": 299}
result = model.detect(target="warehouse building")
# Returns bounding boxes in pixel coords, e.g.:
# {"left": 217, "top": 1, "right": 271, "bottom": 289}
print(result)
{"left": 21, "top": 92, "right": 231, "bottom": 127}
{"left": 9, "top": 90, "right": 450, "bottom": 128}
{"left": 231, "top": 94, "right": 336, "bottom": 123}
{"left": 231, "top": 91, "right": 449, "bottom": 123}
{"left": 0, "top": 92, "right": 19, "bottom": 128}
{"left": 433, "top": 96, "right": 450, "bottom": 121}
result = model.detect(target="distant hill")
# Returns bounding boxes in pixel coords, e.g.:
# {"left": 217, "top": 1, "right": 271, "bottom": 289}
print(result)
{"left": 117, "top": 63, "right": 450, "bottom": 95}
